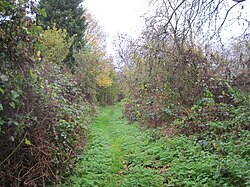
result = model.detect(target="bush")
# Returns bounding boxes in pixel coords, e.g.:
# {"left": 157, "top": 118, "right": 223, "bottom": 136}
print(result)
{"left": 0, "top": 1, "right": 94, "bottom": 185}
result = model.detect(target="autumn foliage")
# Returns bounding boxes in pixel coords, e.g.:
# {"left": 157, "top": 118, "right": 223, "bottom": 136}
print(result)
{"left": 0, "top": 1, "right": 119, "bottom": 186}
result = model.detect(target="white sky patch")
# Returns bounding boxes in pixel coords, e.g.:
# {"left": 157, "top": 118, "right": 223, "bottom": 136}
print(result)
{"left": 84, "top": 0, "right": 149, "bottom": 55}
{"left": 84, "top": 0, "right": 250, "bottom": 56}
{"left": 220, "top": 1, "right": 250, "bottom": 38}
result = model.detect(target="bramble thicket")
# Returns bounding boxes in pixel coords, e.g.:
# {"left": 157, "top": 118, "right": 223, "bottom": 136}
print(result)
{"left": 0, "top": 0, "right": 249, "bottom": 186}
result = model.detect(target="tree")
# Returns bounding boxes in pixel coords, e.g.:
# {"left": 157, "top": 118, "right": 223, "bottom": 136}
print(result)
{"left": 38, "top": 0, "right": 87, "bottom": 66}
{"left": 41, "top": 25, "right": 76, "bottom": 64}
{"left": 84, "top": 13, "right": 107, "bottom": 53}
{"left": 148, "top": 0, "right": 249, "bottom": 44}
{"left": 73, "top": 12, "right": 120, "bottom": 105}
{"left": 116, "top": 0, "right": 250, "bottom": 126}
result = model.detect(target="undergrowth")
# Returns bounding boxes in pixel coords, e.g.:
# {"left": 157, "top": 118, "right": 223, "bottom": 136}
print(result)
{"left": 63, "top": 104, "right": 167, "bottom": 186}
{"left": 64, "top": 103, "right": 250, "bottom": 186}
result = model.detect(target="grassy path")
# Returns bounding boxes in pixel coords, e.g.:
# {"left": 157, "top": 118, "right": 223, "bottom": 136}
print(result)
{"left": 64, "top": 104, "right": 250, "bottom": 187}
{"left": 67, "top": 104, "right": 167, "bottom": 187}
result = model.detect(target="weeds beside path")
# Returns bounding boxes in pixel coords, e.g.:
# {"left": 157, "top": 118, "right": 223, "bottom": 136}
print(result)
{"left": 64, "top": 104, "right": 250, "bottom": 187}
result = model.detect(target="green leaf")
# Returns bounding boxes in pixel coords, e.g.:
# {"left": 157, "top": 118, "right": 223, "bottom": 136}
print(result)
{"left": 29, "top": 69, "right": 36, "bottom": 82}
{"left": 9, "top": 102, "right": 15, "bottom": 108}
{"left": 0, "top": 88, "right": 4, "bottom": 94}
{"left": 39, "top": 8, "right": 47, "bottom": 17}
{"left": 19, "top": 0, "right": 25, "bottom": 5}
{"left": 0, "top": 1, "right": 11, "bottom": 9}
{"left": 11, "top": 90, "right": 19, "bottom": 99}
{"left": 0, "top": 103, "right": 3, "bottom": 111}
{"left": 0, "top": 118, "right": 4, "bottom": 126}
{"left": 16, "top": 74, "right": 24, "bottom": 84}
{"left": 25, "top": 138, "right": 31, "bottom": 145}
{"left": 0, "top": 74, "right": 8, "bottom": 82}
{"left": 13, "top": 121, "right": 19, "bottom": 126}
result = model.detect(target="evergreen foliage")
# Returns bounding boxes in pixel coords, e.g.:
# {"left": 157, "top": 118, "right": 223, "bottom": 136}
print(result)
{"left": 38, "top": 0, "right": 87, "bottom": 66}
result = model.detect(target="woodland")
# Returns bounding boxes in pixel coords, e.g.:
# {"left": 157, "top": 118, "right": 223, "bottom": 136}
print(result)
{"left": 0, "top": 0, "right": 249, "bottom": 186}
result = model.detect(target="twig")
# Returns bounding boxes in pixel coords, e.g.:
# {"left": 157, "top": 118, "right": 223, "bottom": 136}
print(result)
{"left": 218, "top": 2, "right": 239, "bottom": 32}
{"left": 163, "top": 0, "right": 186, "bottom": 29}
{"left": 0, "top": 131, "right": 28, "bottom": 166}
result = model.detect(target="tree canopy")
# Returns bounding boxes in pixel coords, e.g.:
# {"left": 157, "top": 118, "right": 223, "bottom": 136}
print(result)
{"left": 38, "top": 0, "right": 87, "bottom": 66}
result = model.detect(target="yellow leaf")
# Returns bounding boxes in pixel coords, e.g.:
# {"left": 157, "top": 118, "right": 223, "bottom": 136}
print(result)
{"left": 37, "top": 50, "right": 41, "bottom": 57}
{"left": 25, "top": 138, "right": 31, "bottom": 145}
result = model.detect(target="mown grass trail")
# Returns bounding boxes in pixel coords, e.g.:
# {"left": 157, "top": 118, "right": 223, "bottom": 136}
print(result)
{"left": 66, "top": 104, "right": 167, "bottom": 187}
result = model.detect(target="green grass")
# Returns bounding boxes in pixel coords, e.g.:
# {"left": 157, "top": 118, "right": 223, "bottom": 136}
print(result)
{"left": 64, "top": 104, "right": 167, "bottom": 186}
{"left": 63, "top": 104, "right": 250, "bottom": 187}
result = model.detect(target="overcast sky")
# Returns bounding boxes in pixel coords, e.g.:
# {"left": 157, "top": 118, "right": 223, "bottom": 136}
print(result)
{"left": 84, "top": 0, "right": 149, "bottom": 55}
{"left": 83, "top": 0, "right": 250, "bottom": 56}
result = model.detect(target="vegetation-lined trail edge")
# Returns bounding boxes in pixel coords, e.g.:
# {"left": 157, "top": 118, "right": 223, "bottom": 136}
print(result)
{"left": 65, "top": 104, "right": 250, "bottom": 187}
{"left": 1, "top": 0, "right": 249, "bottom": 186}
